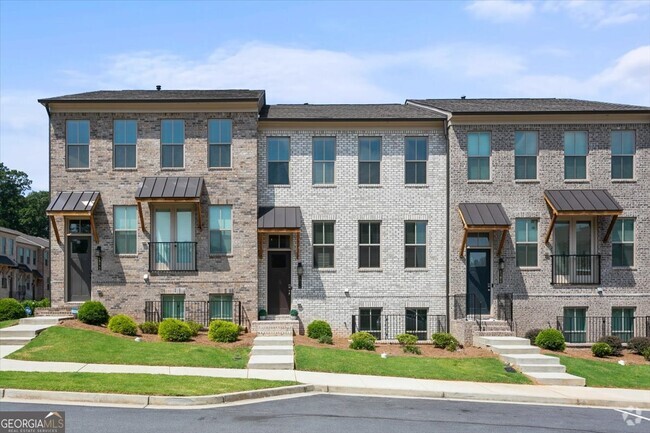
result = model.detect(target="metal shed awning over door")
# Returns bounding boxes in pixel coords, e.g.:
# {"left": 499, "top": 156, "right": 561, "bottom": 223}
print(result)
{"left": 257, "top": 207, "right": 302, "bottom": 259}
{"left": 46, "top": 191, "right": 101, "bottom": 243}
{"left": 135, "top": 177, "right": 204, "bottom": 231}
{"left": 543, "top": 189, "right": 623, "bottom": 243}
{"left": 458, "top": 203, "right": 511, "bottom": 257}
{"left": 0, "top": 255, "right": 17, "bottom": 268}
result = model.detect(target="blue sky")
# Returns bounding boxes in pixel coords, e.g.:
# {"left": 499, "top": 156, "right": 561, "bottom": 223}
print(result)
{"left": 1, "top": 0, "right": 649, "bottom": 191}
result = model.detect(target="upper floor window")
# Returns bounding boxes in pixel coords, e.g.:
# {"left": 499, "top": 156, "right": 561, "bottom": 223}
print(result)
{"left": 0, "top": 237, "right": 5, "bottom": 255}
{"left": 359, "top": 221, "right": 380, "bottom": 268}
{"left": 612, "top": 218, "right": 634, "bottom": 267}
{"left": 611, "top": 130, "right": 635, "bottom": 179}
{"left": 161, "top": 119, "right": 184, "bottom": 168}
{"left": 32, "top": 251, "right": 36, "bottom": 265}
{"left": 268, "top": 137, "right": 290, "bottom": 185}
{"left": 359, "top": 137, "right": 381, "bottom": 184}
{"left": 7, "top": 239, "right": 13, "bottom": 256}
{"left": 405, "top": 137, "right": 427, "bottom": 184}
{"left": 44, "top": 251, "right": 48, "bottom": 266}
{"left": 113, "top": 120, "right": 137, "bottom": 168}
{"left": 66, "top": 120, "right": 90, "bottom": 168}
{"left": 208, "top": 119, "right": 232, "bottom": 168}
{"left": 114, "top": 206, "right": 137, "bottom": 255}
{"left": 313, "top": 221, "right": 334, "bottom": 268}
{"left": 467, "top": 132, "right": 490, "bottom": 180}
{"left": 312, "top": 137, "right": 335, "bottom": 185}
{"left": 209, "top": 205, "right": 232, "bottom": 255}
{"left": 405, "top": 221, "right": 426, "bottom": 268}
{"left": 514, "top": 131, "right": 538, "bottom": 180}
{"left": 516, "top": 219, "right": 538, "bottom": 267}
{"left": 18, "top": 247, "right": 24, "bottom": 264}
{"left": 564, "top": 131, "right": 587, "bottom": 180}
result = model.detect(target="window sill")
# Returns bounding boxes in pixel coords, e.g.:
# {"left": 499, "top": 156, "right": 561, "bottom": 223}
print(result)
{"left": 268, "top": 184, "right": 291, "bottom": 188}
{"left": 115, "top": 254, "right": 138, "bottom": 258}
{"left": 564, "top": 179, "right": 590, "bottom": 184}
{"left": 611, "top": 267, "right": 636, "bottom": 271}
{"left": 208, "top": 167, "right": 233, "bottom": 171}
{"left": 66, "top": 168, "right": 91, "bottom": 172}
{"left": 611, "top": 179, "right": 637, "bottom": 183}
{"left": 160, "top": 167, "right": 186, "bottom": 171}
{"left": 210, "top": 254, "right": 234, "bottom": 258}
{"left": 467, "top": 180, "right": 492, "bottom": 184}
{"left": 358, "top": 268, "right": 383, "bottom": 272}
{"left": 358, "top": 184, "right": 382, "bottom": 188}
{"left": 315, "top": 268, "right": 337, "bottom": 273}
{"left": 405, "top": 268, "right": 428, "bottom": 272}
{"left": 113, "top": 168, "right": 138, "bottom": 171}
{"left": 312, "top": 184, "right": 336, "bottom": 188}
{"left": 518, "top": 267, "right": 541, "bottom": 271}
{"left": 405, "top": 184, "right": 428, "bottom": 188}
{"left": 514, "top": 179, "right": 540, "bottom": 184}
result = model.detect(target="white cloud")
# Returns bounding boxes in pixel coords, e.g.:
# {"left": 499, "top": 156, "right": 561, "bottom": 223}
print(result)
{"left": 542, "top": 0, "right": 648, "bottom": 28}
{"left": 465, "top": 1, "right": 535, "bottom": 23}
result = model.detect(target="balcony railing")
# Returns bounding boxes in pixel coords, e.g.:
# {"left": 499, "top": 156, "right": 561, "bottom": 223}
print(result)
{"left": 551, "top": 254, "right": 601, "bottom": 285}
{"left": 351, "top": 314, "right": 447, "bottom": 341}
{"left": 144, "top": 300, "right": 243, "bottom": 328}
{"left": 149, "top": 242, "right": 197, "bottom": 272}
{"left": 556, "top": 316, "right": 650, "bottom": 343}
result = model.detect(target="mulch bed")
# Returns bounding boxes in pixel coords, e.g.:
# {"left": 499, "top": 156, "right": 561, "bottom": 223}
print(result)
{"left": 542, "top": 347, "right": 648, "bottom": 365}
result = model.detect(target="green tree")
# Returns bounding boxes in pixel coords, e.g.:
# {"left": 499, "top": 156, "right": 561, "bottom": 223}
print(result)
{"left": 0, "top": 163, "right": 31, "bottom": 230}
{"left": 19, "top": 191, "right": 49, "bottom": 238}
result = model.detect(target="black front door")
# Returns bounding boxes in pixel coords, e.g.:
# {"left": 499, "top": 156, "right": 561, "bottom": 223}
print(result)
{"left": 268, "top": 251, "right": 291, "bottom": 314}
{"left": 467, "top": 249, "right": 491, "bottom": 315}
{"left": 67, "top": 236, "right": 92, "bottom": 302}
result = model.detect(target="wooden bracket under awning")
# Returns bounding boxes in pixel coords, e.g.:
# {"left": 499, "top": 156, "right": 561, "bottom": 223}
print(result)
{"left": 135, "top": 198, "right": 202, "bottom": 233}
{"left": 47, "top": 211, "right": 100, "bottom": 243}
{"left": 257, "top": 228, "right": 300, "bottom": 260}
{"left": 543, "top": 195, "right": 622, "bottom": 244}
{"left": 458, "top": 208, "right": 510, "bottom": 258}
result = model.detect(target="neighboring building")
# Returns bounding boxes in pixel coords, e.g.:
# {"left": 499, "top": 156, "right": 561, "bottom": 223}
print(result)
{"left": 0, "top": 227, "right": 50, "bottom": 300}
{"left": 408, "top": 98, "right": 650, "bottom": 344}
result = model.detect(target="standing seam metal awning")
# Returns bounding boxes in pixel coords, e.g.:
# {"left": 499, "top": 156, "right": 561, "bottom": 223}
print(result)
{"left": 257, "top": 207, "right": 302, "bottom": 259}
{"left": 458, "top": 203, "right": 511, "bottom": 257}
{"left": 543, "top": 189, "right": 623, "bottom": 243}
{"left": 135, "top": 177, "right": 204, "bottom": 232}
{"left": 0, "top": 255, "right": 17, "bottom": 267}
{"left": 46, "top": 191, "right": 101, "bottom": 243}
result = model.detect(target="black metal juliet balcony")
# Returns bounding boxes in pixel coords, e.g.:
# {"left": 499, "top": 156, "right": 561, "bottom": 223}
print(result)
{"left": 149, "top": 242, "right": 197, "bottom": 272}
{"left": 551, "top": 254, "right": 601, "bottom": 285}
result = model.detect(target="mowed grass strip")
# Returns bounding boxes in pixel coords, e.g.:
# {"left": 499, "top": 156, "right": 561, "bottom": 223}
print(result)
{"left": 8, "top": 327, "right": 250, "bottom": 368}
{"left": 0, "top": 319, "right": 18, "bottom": 329}
{"left": 295, "top": 345, "right": 530, "bottom": 384}
{"left": 0, "top": 371, "right": 296, "bottom": 396}
{"left": 557, "top": 355, "right": 650, "bottom": 389}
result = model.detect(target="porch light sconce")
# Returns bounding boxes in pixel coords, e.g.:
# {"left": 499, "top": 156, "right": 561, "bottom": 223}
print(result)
{"left": 296, "top": 262, "right": 304, "bottom": 289}
{"left": 498, "top": 257, "right": 505, "bottom": 284}
{"left": 143, "top": 273, "right": 150, "bottom": 284}
{"left": 95, "top": 246, "right": 102, "bottom": 271}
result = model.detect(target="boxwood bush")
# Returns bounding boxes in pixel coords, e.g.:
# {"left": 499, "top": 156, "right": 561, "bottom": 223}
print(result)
{"left": 307, "top": 320, "right": 332, "bottom": 340}
{"left": 138, "top": 321, "right": 159, "bottom": 335}
{"left": 598, "top": 335, "right": 623, "bottom": 356}
{"left": 535, "top": 329, "right": 566, "bottom": 351}
{"left": 208, "top": 320, "right": 239, "bottom": 343}
{"left": 431, "top": 333, "right": 459, "bottom": 352}
{"left": 318, "top": 335, "right": 333, "bottom": 345}
{"left": 0, "top": 298, "right": 27, "bottom": 321}
{"left": 77, "top": 301, "right": 109, "bottom": 326}
{"left": 643, "top": 348, "right": 650, "bottom": 362}
{"left": 158, "top": 318, "right": 192, "bottom": 342}
{"left": 629, "top": 337, "right": 650, "bottom": 355}
{"left": 349, "top": 331, "right": 376, "bottom": 351}
{"left": 185, "top": 320, "right": 203, "bottom": 337}
{"left": 591, "top": 342, "right": 612, "bottom": 358}
{"left": 525, "top": 329, "right": 543, "bottom": 346}
{"left": 107, "top": 314, "right": 138, "bottom": 336}
{"left": 396, "top": 333, "right": 420, "bottom": 354}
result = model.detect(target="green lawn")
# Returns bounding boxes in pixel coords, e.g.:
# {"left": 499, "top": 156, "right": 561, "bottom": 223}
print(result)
{"left": 295, "top": 345, "right": 531, "bottom": 384}
{"left": 0, "top": 319, "right": 18, "bottom": 329}
{"left": 557, "top": 355, "right": 650, "bottom": 389}
{"left": 0, "top": 371, "right": 295, "bottom": 396}
{"left": 8, "top": 327, "right": 250, "bottom": 368}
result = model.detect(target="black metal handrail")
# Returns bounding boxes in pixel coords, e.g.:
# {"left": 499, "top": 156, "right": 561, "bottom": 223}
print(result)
{"left": 496, "top": 293, "right": 514, "bottom": 331}
{"left": 551, "top": 254, "right": 601, "bottom": 285}
{"left": 144, "top": 300, "right": 243, "bottom": 327}
{"left": 149, "top": 242, "right": 197, "bottom": 272}
{"left": 351, "top": 314, "right": 447, "bottom": 341}
{"left": 556, "top": 316, "right": 649, "bottom": 343}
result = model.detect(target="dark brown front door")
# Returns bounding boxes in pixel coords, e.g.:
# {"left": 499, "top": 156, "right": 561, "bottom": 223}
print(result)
{"left": 67, "top": 236, "right": 92, "bottom": 302}
{"left": 268, "top": 251, "right": 291, "bottom": 314}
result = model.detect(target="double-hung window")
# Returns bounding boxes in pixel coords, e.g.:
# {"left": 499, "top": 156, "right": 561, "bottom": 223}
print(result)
{"left": 612, "top": 218, "right": 634, "bottom": 267}
{"left": 114, "top": 206, "right": 137, "bottom": 254}
{"left": 359, "top": 308, "right": 381, "bottom": 339}
{"left": 612, "top": 308, "right": 635, "bottom": 342}
{"left": 161, "top": 294, "right": 185, "bottom": 320}
{"left": 359, "top": 137, "right": 381, "bottom": 184}
{"left": 208, "top": 119, "right": 232, "bottom": 168}
{"left": 467, "top": 132, "right": 490, "bottom": 180}
{"left": 563, "top": 308, "right": 586, "bottom": 343}
{"left": 405, "top": 221, "right": 426, "bottom": 268}
{"left": 359, "top": 222, "right": 380, "bottom": 268}
{"left": 0, "top": 237, "right": 5, "bottom": 255}
{"left": 210, "top": 294, "right": 233, "bottom": 321}
{"left": 209, "top": 206, "right": 232, "bottom": 255}
{"left": 515, "top": 219, "right": 538, "bottom": 267}
{"left": 18, "top": 247, "right": 24, "bottom": 264}
{"left": 312, "top": 137, "right": 335, "bottom": 185}
{"left": 268, "top": 137, "right": 290, "bottom": 185}
{"left": 113, "top": 120, "right": 137, "bottom": 168}
{"left": 66, "top": 120, "right": 90, "bottom": 168}
{"left": 161, "top": 119, "right": 184, "bottom": 168}
{"left": 514, "top": 131, "right": 538, "bottom": 180}
{"left": 564, "top": 131, "right": 587, "bottom": 180}
{"left": 313, "top": 222, "right": 334, "bottom": 268}
{"left": 405, "top": 137, "right": 427, "bottom": 184}
{"left": 405, "top": 308, "right": 428, "bottom": 340}
{"left": 611, "top": 130, "right": 635, "bottom": 179}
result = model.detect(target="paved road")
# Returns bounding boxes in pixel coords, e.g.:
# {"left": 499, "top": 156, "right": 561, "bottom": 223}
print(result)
{"left": 0, "top": 394, "right": 644, "bottom": 433}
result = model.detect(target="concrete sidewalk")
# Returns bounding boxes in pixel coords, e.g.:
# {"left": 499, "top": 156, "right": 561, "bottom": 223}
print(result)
{"left": 1, "top": 358, "right": 649, "bottom": 409}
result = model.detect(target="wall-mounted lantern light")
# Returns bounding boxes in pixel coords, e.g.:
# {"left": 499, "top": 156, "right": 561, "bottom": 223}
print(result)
{"left": 498, "top": 257, "right": 505, "bottom": 284}
{"left": 95, "top": 245, "right": 102, "bottom": 271}
{"left": 296, "top": 262, "right": 304, "bottom": 289}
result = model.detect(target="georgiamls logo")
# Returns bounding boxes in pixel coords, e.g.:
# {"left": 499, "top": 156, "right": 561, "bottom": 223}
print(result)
{"left": 618, "top": 407, "right": 647, "bottom": 427}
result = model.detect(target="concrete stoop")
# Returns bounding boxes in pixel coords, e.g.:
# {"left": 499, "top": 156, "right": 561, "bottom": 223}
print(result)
{"left": 247, "top": 336, "right": 294, "bottom": 370}
{"left": 0, "top": 316, "right": 71, "bottom": 347}
{"left": 251, "top": 319, "right": 298, "bottom": 336}
{"left": 475, "top": 336, "right": 586, "bottom": 387}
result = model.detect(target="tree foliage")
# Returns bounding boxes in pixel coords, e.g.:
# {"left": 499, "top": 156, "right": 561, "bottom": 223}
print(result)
{"left": 0, "top": 163, "right": 48, "bottom": 237}
{"left": 19, "top": 191, "right": 50, "bottom": 238}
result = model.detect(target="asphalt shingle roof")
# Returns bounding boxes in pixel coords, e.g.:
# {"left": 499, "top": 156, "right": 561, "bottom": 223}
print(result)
{"left": 260, "top": 104, "right": 445, "bottom": 120}
{"left": 408, "top": 98, "right": 650, "bottom": 114}
{"left": 39, "top": 90, "right": 265, "bottom": 103}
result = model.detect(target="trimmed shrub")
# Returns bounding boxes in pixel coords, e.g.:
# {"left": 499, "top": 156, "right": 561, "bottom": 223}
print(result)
{"left": 629, "top": 337, "right": 650, "bottom": 355}
{"left": 208, "top": 320, "right": 239, "bottom": 343}
{"left": 318, "top": 335, "right": 333, "bottom": 345}
{"left": 598, "top": 335, "right": 623, "bottom": 356}
{"left": 349, "top": 332, "right": 376, "bottom": 351}
{"left": 535, "top": 329, "right": 566, "bottom": 351}
{"left": 525, "top": 329, "right": 542, "bottom": 346}
{"left": 139, "top": 321, "right": 159, "bottom": 335}
{"left": 591, "top": 342, "right": 612, "bottom": 358}
{"left": 21, "top": 299, "right": 51, "bottom": 316}
{"left": 307, "top": 320, "right": 333, "bottom": 340}
{"left": 396, "top": 333, "right": 421, "bottom": 354}
{"left": 431, "top": 333, "right": 459, "bottom": 352}
{"left": 108, "top": 314, "right": 138, "bottom": 336}
{"left": 77, "top": 301, "right": 109, "bottom": 326}
{"left": 158, "top": 318, "right": 192, "bottom": 342}
{"left": 185, "top": 321, "right": 203, "bottom": 337}
{"left": 643, "top": 348, "right": 650, "bottom": 362}
{"left": 0, "top": 298, "right": 27, "bottom": 321}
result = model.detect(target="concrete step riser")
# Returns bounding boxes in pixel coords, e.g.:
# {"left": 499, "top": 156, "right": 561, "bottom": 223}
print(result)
{"left": 253, "top": 338, "right": 294, "bottom": 347}
{"left": 0, "top": 338, "right": 30, "bottom": 345}
{"left": 492, "top": 347, "right": 540, "bottom": 355}
{"left": 501, "top": 355, "right": 561, "bottom": 365}
{"left": 19, "top": 318, "right": 61, "bottom": 325}
{"left": 533, "top": 377, "right": 586, "bottom": 386}
{"left": 518, "top": 364, "right": 567, "bottom": 373}
{"left": 247, "top": 363, "right": 295, "bottom": 370}
{"left": 251, "top": 348, "right": 294, "bottom": 356}
{"left": 0, "top": 330, "right": 39, "bottom": 338}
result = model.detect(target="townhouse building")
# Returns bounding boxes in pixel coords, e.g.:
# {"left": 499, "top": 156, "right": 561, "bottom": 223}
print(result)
{"left": 0, "top": 227, "right": 50, "bottom": 300}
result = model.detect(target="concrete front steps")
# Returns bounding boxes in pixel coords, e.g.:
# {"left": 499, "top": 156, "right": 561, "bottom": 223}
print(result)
{"left": 475, "top": 336, "right": 586, "bottom": 386}
{"left": 0, "top": 316, "right": 71, "bottom": 347}
{"left": 472, "top": 319, "right": 516, "bottom": 338}
{"left": 251, "top": 316, "right": 299, "bottom": 336}
{"left": 248, "top": 336, "right": 294, "bottom": 370}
